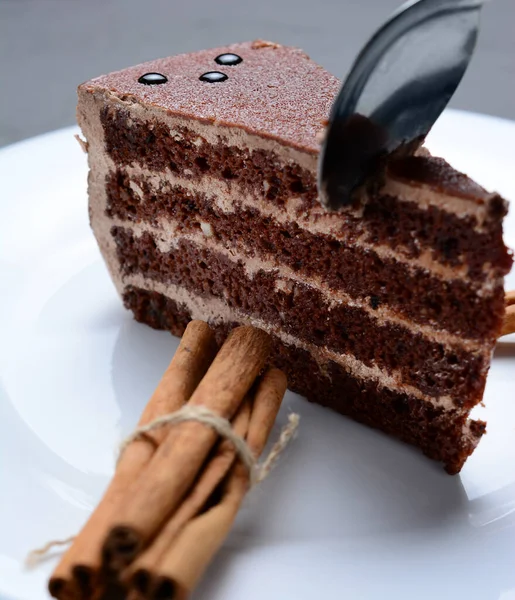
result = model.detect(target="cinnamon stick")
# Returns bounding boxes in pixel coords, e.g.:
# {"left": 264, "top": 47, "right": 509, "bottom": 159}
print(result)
{"left": 102, "top": 326, "right": 271, "bottom": 572}
{"left": 48, "top": 321, "right": 216, "bottom": 599}
{"left": 151, "top": 473, "right": 247, "bottom": 600}
{"left": 146, "top": 367, "right": 287, "bottom": 600}
{"left": 126, "top": 396, "right": 253, "bottom": 597}
{"left": 501, "top": 291, "right": 515, "bottom": 337}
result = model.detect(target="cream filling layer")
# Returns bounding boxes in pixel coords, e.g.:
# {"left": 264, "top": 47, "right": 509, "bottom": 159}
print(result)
{"left": 380, "top": 179, "right": 497, "bottom": 229}
{"left": 117, "top": 164, "right": 499, "bottom": 292}
{"left": 110, "top": 216, "right": 486, "bottom": 354}
{"left": 78, "top": 92, "right": 125, "bottom": 291}
{"left": 121, "top": 273, "right": 466, "bottom": 412}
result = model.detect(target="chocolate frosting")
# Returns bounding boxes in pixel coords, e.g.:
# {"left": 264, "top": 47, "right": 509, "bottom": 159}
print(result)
{"left": 388, "top": 155, "right": 490, "bottom": 203}
{"left": 80, "top": 40, "right": 339, "bottom": 154}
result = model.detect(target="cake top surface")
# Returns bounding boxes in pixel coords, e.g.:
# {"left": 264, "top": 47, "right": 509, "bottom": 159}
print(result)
{"left": 80, "top": 40, "right": 340, "bottom": 154}
{"left": 388, "top": 156, "right": 491, "bottom": 203}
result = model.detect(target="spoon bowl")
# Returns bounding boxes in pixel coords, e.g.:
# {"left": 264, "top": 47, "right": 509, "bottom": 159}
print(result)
{"left": 318, "top": 0, "right": 485, "bottom": 210}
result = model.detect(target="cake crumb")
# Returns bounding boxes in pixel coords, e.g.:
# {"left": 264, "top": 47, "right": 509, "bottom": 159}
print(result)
{"left": 200, "top": 222, "right": 213, "bottom": 237}
{"left": 315, "top": 128, "right": 326, "bottom": 145}
{"left": 275, "top": 278, "right": 294, "bottom": 294}
{"left": 415, "top": 146, "right": 431, "bottom": 157}
{"left": 251, "top": 40, "right": 281, "bottom": 50}
{"left": 74, "top": 134, "right": 88, "bottom": 154}
{"left": 129, "top": 180, "right": 144, "bottom": 198}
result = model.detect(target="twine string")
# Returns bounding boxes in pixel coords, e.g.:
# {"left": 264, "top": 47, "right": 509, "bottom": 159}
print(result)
{"left": 26, "top": 405, "right": 299, "bottom": 568}
{"left": 118, "top": 405, "right": 257, "bottom": 483}
{"left": 25, "top": 537, "right": 76, "bottom": 569}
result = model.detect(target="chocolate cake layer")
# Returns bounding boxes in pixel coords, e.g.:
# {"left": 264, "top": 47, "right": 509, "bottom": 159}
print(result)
{"left": 105, "top": 174, "right": 506, "bottom": 341}
{"left": 123, "top": 285, "right": 485, "bottom": 475}
{"left": 101, "top": 109, "right": 511, "bottom": 276}
{"left": 112, "top": 226, "right": 489, "bottom": 405}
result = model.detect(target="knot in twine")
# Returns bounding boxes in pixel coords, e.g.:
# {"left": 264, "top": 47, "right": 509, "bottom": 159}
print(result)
{"left": 26, "top": 406, "right": 299, "bottom": 567}
{"left": 119, "top": 404, "right": 300, "bottom": 487}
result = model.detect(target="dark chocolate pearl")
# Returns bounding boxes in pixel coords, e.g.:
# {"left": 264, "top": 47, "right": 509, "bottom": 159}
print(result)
{"left": 199, "top": 71, "right": 228, "bottom": 83}
{"left": 138, "top": 72, "right": 168, "bottom": 85}
{"left": 214, "top": 53, "right": 243, "bottom": 66}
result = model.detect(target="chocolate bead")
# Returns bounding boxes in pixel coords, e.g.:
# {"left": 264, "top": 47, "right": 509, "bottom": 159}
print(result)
{"left": 138, "top": 72, "right": 168, "bottom": 85}
{"left": 215, "top": 53, "right": 243, "bottom": 66}
{"left": 199, "top": 71, "right": 228, "bottom": 83}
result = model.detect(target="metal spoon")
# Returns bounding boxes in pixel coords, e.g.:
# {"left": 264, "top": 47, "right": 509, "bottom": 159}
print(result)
{"left": 318, "top": 0, "right": 485, "bottom": 210}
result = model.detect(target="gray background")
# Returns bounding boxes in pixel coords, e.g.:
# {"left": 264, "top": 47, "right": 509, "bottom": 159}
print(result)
{"left": 1, "top": 0, "right": 514, "bottom": 148}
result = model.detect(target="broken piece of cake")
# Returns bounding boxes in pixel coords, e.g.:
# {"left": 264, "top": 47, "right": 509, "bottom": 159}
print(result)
{"left": 77, "top": 41, "right": 512, "bottom": 474}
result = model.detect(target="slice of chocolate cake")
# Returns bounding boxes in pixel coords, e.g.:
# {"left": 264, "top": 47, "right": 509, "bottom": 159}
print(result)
{"left": 77, "top": 41, "right": 512, "bottom": 474}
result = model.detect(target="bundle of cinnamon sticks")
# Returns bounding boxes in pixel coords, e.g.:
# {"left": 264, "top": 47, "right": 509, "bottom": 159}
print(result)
{"left": 48, "top": 321, "right": 290, "bottom": 600}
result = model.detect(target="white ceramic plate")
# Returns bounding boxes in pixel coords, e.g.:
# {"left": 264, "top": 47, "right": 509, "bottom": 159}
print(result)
{"left": 1, "top": 109, "right": 514, "bottom": 600}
